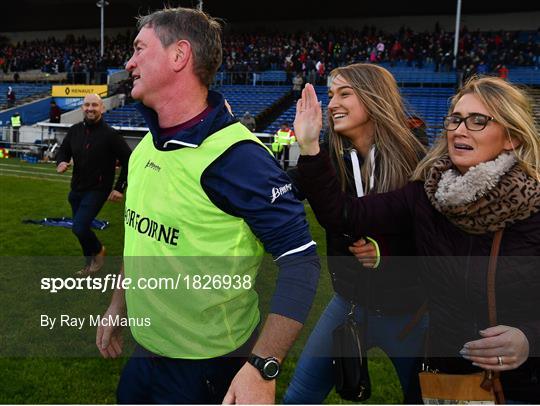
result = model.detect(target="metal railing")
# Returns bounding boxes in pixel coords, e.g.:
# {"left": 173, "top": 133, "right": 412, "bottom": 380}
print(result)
{"left": 0, "top": 126, "right": 64, "bottom": 159}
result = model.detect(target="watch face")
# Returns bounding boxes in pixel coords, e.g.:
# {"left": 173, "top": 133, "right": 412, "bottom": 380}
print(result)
{"left": 263, "top": 359, "right": 280, "bottom": 378}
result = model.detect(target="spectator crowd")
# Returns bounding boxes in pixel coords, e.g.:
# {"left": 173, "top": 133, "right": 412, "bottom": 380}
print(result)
{"left": 1, "top": 26, "right": 539, "bottom": 85}
{"left": 0, "top": 33, "right": 132, "bottom": 84}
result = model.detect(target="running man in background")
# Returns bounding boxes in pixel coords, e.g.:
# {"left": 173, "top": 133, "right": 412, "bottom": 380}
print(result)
{"left": 56, "top": 93, "right": 131, "bottom": 276}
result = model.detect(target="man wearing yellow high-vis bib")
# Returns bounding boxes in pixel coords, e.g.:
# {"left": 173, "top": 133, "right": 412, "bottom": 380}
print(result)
{"left": 271, "top": 122, "right": 296, "bottom": 170}
{"left": 10, "top": 112, "right": 21, "bottom": 143}
{"left": 96, "top": 7, "right": 319, "bottom": 404}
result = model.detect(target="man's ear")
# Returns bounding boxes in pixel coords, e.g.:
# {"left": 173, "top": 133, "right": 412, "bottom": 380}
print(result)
{"left": 172, "top": 40, "right": 191, "bottom": 72}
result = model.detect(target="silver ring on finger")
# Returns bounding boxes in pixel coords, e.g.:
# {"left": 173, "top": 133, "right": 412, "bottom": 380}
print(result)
{"left": 497, "top": 356, "right": 504, "bottom": 366}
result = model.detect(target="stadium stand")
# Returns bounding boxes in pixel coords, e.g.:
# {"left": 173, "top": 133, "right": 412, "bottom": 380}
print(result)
{"left": 103, "top": 103, "right": 145, "bottom": 128}
{"left": 401, "top": 87, "right": 453, "bottom": 142}
{"left": 265, "top": 87, "right": 328, "bottom": 136}
{"left": 530, "top": 88, "right": 540, "bottom": 126}
{"left": 264, "top": 85, "right": 452, "bottom": 143}
{"left": 508, "top": 68, "right": 540, "bottom": 85}
{"left": 1, "top": 29, "right": 538, "bottom": 84}
{"left": 0, "top": 83, "right": 51, "bottom": 109}
{"left": 103, "top": 85, "right": 291, "bottom": 128}
{"left": 1, "top": 28, "right": 537, "bottom": 148}
{"left": 81, "top": 70, "right": 532, "bottom": 145}
{"left": 214, "top": 85, "right": 290, "bottom": 118}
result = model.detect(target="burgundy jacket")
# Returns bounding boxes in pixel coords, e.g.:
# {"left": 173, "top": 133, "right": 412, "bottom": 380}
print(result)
{"left": 297, "top": 150, "right": 540, "bottom": 401}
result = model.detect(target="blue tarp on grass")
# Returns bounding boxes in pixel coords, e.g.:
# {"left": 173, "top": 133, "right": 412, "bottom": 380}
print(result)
{"left": 22, "top": 217, "right": 109, "bottom": 230}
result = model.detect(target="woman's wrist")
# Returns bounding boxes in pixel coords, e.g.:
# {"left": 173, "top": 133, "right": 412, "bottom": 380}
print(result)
{"left": 299, "top": 143, "right": 320, "bottom": 156}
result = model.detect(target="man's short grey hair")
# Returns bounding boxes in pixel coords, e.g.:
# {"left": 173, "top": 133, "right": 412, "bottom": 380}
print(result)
{"left": 137, "top": 7, "right": 223, "bottom": 88}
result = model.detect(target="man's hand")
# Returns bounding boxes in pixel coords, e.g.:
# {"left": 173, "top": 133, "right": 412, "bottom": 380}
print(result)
{"left": 96, "top": 305, "right": 125, "bottom": 358}
{"left": 56, "top": 161, "right": 70, "bottom": 173}
{"left": 460, "top": 325, "right": 529, "bottom": 371}
{"left": 108, "top": 190, "right": 124, "bottom": 202}
{"left": 222, "top": 314, "right": 300, "bottom": 404}
{"left": 222, "top": 362, "right": 276, "bottom": 404}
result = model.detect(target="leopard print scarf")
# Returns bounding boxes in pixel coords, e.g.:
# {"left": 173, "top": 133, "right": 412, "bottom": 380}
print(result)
{"left": 424, "top": 153, "right": 540, "bottom": 234}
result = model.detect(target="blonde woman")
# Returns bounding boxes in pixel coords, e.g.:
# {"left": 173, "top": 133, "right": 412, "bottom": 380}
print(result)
{"left": 294, "top": 76, "right": 540, "bottom": 402}
{"left": 284, "top": 63, "right": 427, "bottom": 404}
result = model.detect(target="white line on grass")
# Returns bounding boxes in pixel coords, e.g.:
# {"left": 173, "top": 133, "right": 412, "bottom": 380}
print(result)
{"left": 0, "top": 171, "right": 70, "bottom": 183}
{"left": 0, "top": 168, "right": 65, "bottom": 178}
{"left": 0, "top": 162, "right": 58, "bottom": 171}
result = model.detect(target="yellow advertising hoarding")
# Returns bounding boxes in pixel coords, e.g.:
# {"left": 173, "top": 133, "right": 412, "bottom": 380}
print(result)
{"left": 52, "top": 85, "right": 108, "bottom": 98}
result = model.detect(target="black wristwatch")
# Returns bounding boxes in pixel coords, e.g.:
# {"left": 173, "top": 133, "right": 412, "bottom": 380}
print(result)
{"left": 247, "top": 353, "right": 281, "bottom": 380}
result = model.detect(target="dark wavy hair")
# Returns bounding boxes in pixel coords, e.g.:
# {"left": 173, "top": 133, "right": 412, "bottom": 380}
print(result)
{"left": 137, "top": 7, "right": 223, "bottom": 88}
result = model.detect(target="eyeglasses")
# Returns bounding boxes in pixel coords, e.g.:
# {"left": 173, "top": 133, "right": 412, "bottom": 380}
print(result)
{"left": 443, "top": 113, "right": 495, "bottom": 131}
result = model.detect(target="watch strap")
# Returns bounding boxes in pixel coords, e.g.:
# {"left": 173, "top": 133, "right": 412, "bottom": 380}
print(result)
{"left": 248, "top": 353, "right": 280, "bottom": 380}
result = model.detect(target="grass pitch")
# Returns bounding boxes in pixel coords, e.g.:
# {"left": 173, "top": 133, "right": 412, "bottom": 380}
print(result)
{"left": 0, "top": 159, "right": 401, "bottom": 404}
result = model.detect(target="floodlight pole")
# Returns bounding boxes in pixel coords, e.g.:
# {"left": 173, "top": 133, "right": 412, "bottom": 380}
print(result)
{"left": 97, "top": 0, "right": 109, "bottom": 57}
{"left": 101, "top": 3, "right": 104, "bottom": 57}
{"left": 452, "top": 0, "right": 462, "bottom": 70}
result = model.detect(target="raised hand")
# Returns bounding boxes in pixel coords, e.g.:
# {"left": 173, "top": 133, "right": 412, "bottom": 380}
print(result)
{"left": 294, "top": 83, "right": 322, "bottom": 156}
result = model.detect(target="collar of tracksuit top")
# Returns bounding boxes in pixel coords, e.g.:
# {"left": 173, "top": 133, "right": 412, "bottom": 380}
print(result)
{"left": 135, "top": 90, "right": 237, "bottom": 151}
